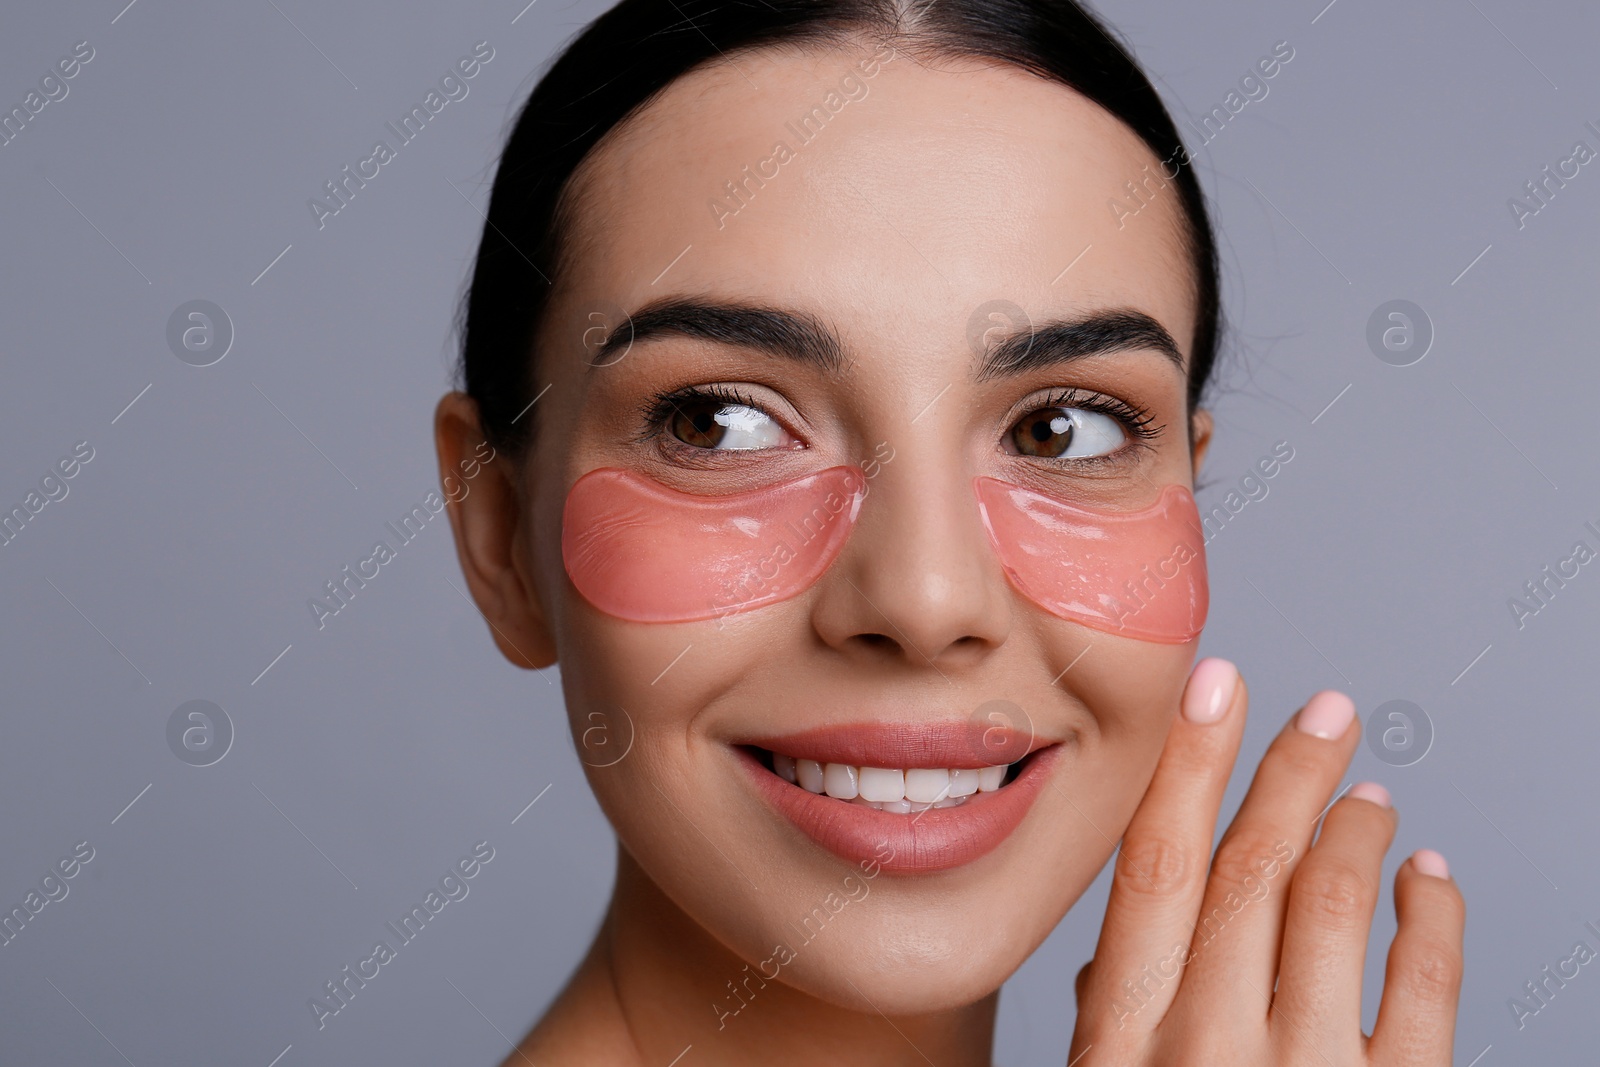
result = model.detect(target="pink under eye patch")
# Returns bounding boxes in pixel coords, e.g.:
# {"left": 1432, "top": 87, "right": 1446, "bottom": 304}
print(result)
{"left": 561, "top": 465, "right": 1206, "bottom": 642}
{"left": 561, "top": 466, "right": 867, "bottom": 622}
{"left": 973, "top": 477, "right": 1208, "bottom": 643}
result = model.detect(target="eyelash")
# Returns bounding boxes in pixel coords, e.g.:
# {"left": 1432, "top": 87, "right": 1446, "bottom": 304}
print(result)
{"left": 635, "top": 384, "right": 782, "bottom": 447}
{"left": 1006, "top": 387, "right": 1163, "bottom": 471}
{"left": 635, "top": 384, "right": 1163, "bottom": 455}
{"left": 1030, "top": 387, "right": 1162, "bottom": 441}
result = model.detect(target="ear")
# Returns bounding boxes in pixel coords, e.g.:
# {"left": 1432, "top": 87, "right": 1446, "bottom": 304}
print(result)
{"left": 1188, "top": 406, "right": 1214, "bottom": 482}
{"left": 434, "top": 392, "right": 557, "bottom": 669}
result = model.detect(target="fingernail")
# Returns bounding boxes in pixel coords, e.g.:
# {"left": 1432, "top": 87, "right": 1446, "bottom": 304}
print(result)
{"left": 1411, "top": 848, "right": 1450, "bottom": 879}
{"left": 1296, "top": 690, "right": 1355, "bottom": 739}
{"left": 1182, "top": 657, "right": 1238, "bottom": 724}
{"left": 1347, "top": 781, "right": 1391, "bottom": 808}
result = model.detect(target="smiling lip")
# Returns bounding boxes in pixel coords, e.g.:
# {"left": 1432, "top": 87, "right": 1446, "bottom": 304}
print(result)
{"left": 733, "top": 721, "right": 1062, "bottom": 874}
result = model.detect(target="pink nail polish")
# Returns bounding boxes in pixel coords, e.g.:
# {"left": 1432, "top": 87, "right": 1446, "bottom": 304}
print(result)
{"left": 1411, "top": 849, "right": 1450, "bottom": 879}
{"left": 1296, "top": 690, "right": 1355, "bottom": 739}
{"left": 1347, "top": 781, "right": 1391, "bottom": 808}
{"left": 1182, "top": 657, "right": 1237, "bottom": 724}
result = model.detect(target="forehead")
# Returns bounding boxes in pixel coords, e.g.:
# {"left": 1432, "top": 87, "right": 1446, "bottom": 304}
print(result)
{"left": 550, "top": 43, "right": 1197, "bottom": 374}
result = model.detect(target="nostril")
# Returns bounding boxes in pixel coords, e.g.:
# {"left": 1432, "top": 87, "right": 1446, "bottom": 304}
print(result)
{"left": 854, "top": 633, "right": 896, "bottom": 650}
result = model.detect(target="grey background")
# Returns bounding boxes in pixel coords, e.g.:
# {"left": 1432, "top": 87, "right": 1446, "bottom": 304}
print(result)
{"left": 1, "top": 0, "right": 1595, "bottom": 1063}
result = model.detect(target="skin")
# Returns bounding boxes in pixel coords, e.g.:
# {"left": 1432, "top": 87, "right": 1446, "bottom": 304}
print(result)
{"left": 435, "top": 38, "right": 1465, "bottom": 1067}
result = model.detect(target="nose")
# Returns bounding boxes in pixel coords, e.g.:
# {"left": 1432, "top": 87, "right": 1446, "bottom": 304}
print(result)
{"left": 810, "top": 457, "right": 1011, "bottom": 670}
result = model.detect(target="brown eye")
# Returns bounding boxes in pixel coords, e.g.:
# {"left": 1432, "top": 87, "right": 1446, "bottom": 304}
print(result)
{"left": 669, "top": 400, "right": 725, "bottom": 448}
{"left": 1007, "top": 406, "right": 1124, "bottom": 459}
{"left": 667, "top": 399, "right": 788, "bottom": 450}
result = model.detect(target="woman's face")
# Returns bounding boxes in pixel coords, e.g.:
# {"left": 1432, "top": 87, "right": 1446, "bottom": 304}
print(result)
{"left": 490, "top": 42, "right": 1209, "bottom": 1013}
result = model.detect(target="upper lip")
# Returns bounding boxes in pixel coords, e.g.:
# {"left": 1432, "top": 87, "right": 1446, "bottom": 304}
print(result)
{"left": 735, "top": 719, "right": 1055, "bottom": 769}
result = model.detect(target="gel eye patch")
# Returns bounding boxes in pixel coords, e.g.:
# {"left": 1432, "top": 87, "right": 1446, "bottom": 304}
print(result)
{"left": 561, "top": 465, "right": 1206, "bottom": 642}
{"left": 561, "top": 466, "right": 867, "bottom": 622}
{"left": 973, "top": 477, "right": 1208, "bottom": 643}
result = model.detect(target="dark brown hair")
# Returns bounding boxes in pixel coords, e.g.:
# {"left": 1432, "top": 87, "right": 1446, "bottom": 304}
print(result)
{"left": 455, "top": 0, "right": 1221, "bottom": 457}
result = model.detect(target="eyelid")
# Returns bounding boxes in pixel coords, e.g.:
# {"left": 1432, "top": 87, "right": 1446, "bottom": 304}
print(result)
{"left": 637, "top": 382, "right": 807, "bottom": 451}
{"left": 1008, "top": 386, "right": 1162, "bottom": 440}
{"left": 999, "top": 389, "right": 1164, "bottom": 473}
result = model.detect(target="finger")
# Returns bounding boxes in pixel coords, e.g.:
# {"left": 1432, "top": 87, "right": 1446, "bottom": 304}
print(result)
{"left": 1272, "top": 782, "right": 1397, "bottom": 1062}
{"left": 1370, "top": 850, "right": 1465, "bottom": 1065}
{"left": 1077, "top": 657, "right": 1244, "bottom": 1040}
{"left": 1177, "top": 691, "right": 1361, "bottom": 1002}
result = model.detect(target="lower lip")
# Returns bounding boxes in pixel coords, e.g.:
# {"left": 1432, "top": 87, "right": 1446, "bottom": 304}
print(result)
{"left": 735, "top": 744, "right": 1063, "bottom": 874}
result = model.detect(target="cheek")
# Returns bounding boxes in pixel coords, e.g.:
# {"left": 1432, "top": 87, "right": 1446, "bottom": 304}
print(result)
{"left": 974, "top": 478, "right": 1208, "bottom": 643}
{"left": 561, "top": 466, "right": 866, "bottom": 622}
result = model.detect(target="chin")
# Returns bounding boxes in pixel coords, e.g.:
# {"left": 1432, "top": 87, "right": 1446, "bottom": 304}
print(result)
{"left": 695, "top": 772, "right": 1098, "bottom": 1015}
{"left": 738, "top": 882, "right": 1064, "bottom": 1015}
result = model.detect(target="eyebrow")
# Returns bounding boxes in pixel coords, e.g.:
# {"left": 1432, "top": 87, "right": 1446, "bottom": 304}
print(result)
{"left": 591, "top": 298, "right": 847, "bottom": 374}
{"left": 590, "top": 298, "right": 1184, "bottom": 378}
{"left": 976, "top": 308, "right": 1186, "bottom": 380}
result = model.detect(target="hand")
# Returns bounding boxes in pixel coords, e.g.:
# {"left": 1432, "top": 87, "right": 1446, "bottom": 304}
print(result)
{"left": 1069, "top": 658, "right": 1465, "bottom": 1065}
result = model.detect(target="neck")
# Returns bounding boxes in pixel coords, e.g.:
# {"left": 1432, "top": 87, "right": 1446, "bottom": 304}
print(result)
{"left": 512, "top": 843, "right": 999, "bottom": 1066}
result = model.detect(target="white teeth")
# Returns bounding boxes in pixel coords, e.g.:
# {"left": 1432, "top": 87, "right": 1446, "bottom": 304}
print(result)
{"left": 857, "top": 766, "right": 905, "bottom": 803}
{"left": 822, "top": 763, "right": 859, "bottom": 800}
{"left": 777, "top": 753, "right": 1014, "bottom": 810}
{"left": 796, "top": 759, "right": 825, "bottom": 794}
{"left": 849, "top": 794, "right": 971, "bottom": 812}
{"left": 904, "top": 767, "right": 950, "bottom": 804}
